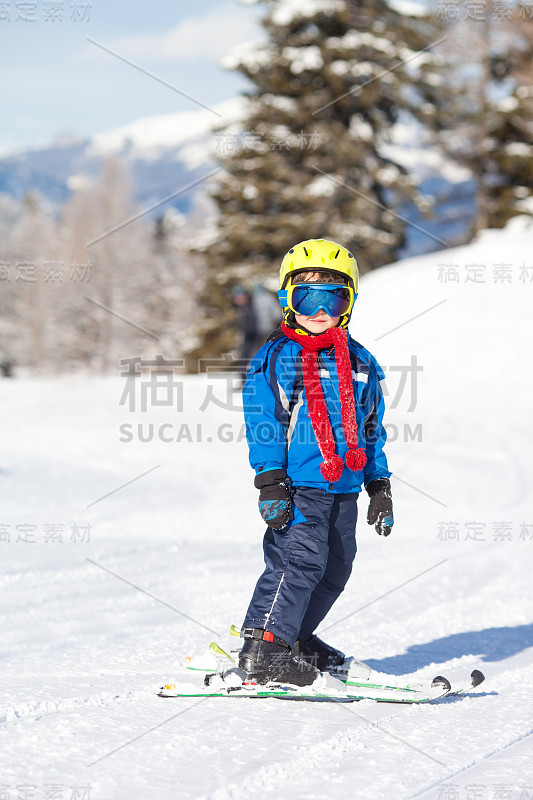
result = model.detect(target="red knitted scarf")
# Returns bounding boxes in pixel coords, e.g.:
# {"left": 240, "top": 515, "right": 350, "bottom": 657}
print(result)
{"left": 281, "top": 322, "right": 367, "bottom": 483}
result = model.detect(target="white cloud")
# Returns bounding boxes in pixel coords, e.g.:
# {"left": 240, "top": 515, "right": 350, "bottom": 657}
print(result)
{"left": 108, "top": 3, "right": 262, "bottom": 62}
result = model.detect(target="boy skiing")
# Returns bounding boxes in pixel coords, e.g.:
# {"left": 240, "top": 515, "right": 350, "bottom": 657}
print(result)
{"left": 239, "top": 239, "right": 394, "bottom": 687}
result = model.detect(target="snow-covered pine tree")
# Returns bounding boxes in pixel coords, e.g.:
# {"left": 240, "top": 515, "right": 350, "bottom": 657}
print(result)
{"left": 190, "top": 0, "right": 447, "bottom": 362}
{"left": 486, "top": 23, "right": 533, "bottom": 228}
{"left": 436, "top": 15, "right": 533, "bottom": 234}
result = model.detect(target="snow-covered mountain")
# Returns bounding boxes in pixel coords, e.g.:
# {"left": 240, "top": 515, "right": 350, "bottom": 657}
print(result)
{"left": 0, "top": 98, "right": 244, "bottom": 214}
{"left": 0, "top": 96, "right": 475, "bottom": 255}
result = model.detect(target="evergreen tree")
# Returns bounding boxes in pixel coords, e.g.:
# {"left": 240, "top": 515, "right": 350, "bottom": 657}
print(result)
{"left": 436, "top": 16, "right": 533, "bottom": 233}
{"left": 190, "top": 0, "right": 447, "bottom": 362}
{"left": 486, "top": 23, "right": 533, "bottom": 228}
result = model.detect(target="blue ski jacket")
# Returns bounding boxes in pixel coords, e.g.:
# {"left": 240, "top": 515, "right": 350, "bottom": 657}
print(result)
{"left": 243, "top": 331, "right": 391, "bottom": 494}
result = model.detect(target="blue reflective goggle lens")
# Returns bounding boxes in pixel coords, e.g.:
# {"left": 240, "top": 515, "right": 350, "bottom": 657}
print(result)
{"left": 291, "top": 284, "right": 352, "bottom": 317}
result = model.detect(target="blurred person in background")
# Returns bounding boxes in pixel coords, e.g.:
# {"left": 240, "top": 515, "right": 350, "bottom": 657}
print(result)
{"left": 232, "top": 283, "right": 281, "bottom": 386}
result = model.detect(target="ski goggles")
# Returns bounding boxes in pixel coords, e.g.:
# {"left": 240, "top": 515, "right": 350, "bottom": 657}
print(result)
{"left": 277, "top": 283, "right": 355, "bottom": 318}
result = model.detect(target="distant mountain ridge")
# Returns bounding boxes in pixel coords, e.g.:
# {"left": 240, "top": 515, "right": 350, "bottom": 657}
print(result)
{"left": 0, "top": 98, "right": 243, "bottom": 216}
{"left": 0, "top": 97, "right": 475, "bottom": 256}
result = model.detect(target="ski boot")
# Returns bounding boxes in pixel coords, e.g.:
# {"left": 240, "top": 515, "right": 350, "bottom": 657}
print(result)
{"left": 238, "top": 628, "right": 319, "bottom": 687}
{"left": 293, "top": 634, "right": 345, "bottom": 672}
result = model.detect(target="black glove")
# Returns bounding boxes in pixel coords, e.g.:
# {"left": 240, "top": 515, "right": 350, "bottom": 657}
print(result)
{"left": 366, "top": 478, "right": 394, "bottom": 536}
{"left": 254, "top": 469, "right": 292, "bottom": 530}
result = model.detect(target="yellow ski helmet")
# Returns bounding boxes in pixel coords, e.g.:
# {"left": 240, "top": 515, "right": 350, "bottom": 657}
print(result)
{"left": 277, "top": 239, "right": 359, "bottom": 329}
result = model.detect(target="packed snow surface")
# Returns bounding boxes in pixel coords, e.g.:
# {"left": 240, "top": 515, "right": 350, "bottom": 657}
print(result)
{"left": 1, "top": 218, "right": 533, "bottom": 799}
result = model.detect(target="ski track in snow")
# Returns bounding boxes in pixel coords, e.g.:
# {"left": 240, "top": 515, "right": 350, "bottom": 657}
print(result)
{"left": 1, "top": 219, "right": 533, "bottom": 798}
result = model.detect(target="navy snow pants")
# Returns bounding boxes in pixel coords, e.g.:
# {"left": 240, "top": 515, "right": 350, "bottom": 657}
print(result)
{"left": 243, "top": 487, "right": 358, "bottom": 647}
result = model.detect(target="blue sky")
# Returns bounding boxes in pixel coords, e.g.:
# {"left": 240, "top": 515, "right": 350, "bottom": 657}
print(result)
{"left": 0, "top": 0, "right": 263, "bottom": 152}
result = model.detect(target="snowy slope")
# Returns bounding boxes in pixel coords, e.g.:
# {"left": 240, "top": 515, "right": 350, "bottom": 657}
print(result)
{"left": 1, "top": 218, "right": 533, "bottom": 799}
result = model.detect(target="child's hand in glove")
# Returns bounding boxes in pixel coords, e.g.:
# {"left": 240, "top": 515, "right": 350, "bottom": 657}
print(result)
{"left": 366, "top": 478, "right": 394, "bottom": 536}
{"left": 254, "top": 469, "right": 292, "bottom": 530}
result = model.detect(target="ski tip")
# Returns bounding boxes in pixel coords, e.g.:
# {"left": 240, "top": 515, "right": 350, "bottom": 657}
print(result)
{"left": 470, "top": 669, "right": 485, "bottom": 688}
{"left": 157, "top": 683, "right": 176, "bottom": 697}
{"left": 431, "top": 675, "right": 452, "bottom": 692}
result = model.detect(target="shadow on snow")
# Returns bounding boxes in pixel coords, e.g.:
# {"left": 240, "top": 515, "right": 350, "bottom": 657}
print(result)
{"left": 360, "top": 623, "right": 533, "bottom": 675}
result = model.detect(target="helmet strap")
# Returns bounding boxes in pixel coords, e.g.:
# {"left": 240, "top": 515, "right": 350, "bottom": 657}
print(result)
{"left": 339, "top": 313, "right": 351, "bottom": 329}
